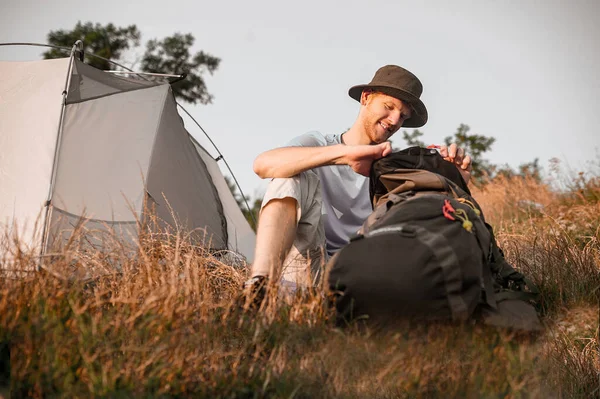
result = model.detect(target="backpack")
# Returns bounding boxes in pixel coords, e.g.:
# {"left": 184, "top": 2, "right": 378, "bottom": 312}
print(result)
{"left": 326, "top": 147, "right": 541, "bottom": 331}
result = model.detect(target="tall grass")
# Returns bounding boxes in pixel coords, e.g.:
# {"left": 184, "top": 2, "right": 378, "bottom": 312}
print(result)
{"left": 0, "top": 173, "right": 599, "bottom": 398}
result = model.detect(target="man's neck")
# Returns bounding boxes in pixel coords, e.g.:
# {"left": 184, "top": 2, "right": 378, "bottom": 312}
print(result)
{"left": 341, "top": 124, "right": 372, "bottom": 146}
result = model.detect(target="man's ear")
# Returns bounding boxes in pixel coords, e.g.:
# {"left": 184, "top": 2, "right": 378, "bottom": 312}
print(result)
{"left": 360, "top": 89, "right": 373, "bottom": 106}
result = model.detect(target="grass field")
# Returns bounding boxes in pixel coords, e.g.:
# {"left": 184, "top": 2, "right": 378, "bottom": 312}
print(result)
{"left": 0, "top": 171, "right": 598, "bottom": 398}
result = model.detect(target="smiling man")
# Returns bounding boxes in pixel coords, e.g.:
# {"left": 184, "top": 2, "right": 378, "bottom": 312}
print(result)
{"left": 247, "top": 65, "right": 472, "bottom": 290}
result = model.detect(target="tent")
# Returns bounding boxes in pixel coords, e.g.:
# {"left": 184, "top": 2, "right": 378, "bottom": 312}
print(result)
{"left": 0, "top": 56, "right": 255, "bottom": 261}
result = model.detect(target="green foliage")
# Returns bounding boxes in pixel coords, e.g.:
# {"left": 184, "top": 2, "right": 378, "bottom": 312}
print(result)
{"left": 401, "top": 129, "right": 426, "bottom": 147}
{"left": 444, "top": 124, "right": 496, "bottom": 182}
{"left": 242, "top": 198, "right": 262, "bottom": 232}
{"left": 494, "top": 158, "right": 543, "bottom": 183}
{"left": 141, "top": 33, "right": 220, "bottom": 105}
{"left": 44, "top": 21, "right": 140, "bottom": 70}
{"left": 43, "top": 22, "right": 219, "bottom": 104}
{"left": 518, "top": 158, "right": 543, "bottom": 182}
{"left": 225, "top": 176, "right": 261, "bottom": 231}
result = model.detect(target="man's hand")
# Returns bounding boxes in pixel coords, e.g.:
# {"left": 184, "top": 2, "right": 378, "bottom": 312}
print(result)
{"left": 342, "top": 142, "right": 392, "bottom": 176}
{"left": 439, "top": 143, "right": 472, "bottom": 184}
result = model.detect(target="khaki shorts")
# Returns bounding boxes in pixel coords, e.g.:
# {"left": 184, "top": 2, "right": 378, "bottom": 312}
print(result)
{"left": 261, "top": 170, "right": 327, "bottom": 287}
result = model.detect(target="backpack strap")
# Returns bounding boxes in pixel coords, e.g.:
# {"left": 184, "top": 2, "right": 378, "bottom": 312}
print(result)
{"left": 485, "top": 223, "right": 540, "bottom": 303}
{"left": 438, "top": 177, "right": 540, "bottom": 305}
{"left": 361, "top": 191, "right": 416, "bottom": 235}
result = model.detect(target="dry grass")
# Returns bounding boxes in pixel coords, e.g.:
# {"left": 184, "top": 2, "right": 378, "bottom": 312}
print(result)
{"left": 0, "top": 173, "right": 599, "bottom": 398}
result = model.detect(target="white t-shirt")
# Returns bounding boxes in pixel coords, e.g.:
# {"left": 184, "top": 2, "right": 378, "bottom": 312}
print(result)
{"left": 287, "top": 131, "right": 372, "bottom": 255}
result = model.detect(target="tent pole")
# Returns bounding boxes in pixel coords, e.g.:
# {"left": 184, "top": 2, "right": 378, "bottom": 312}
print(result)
{"left": 0, "top": 42, "right": 150, "bottom": 81}
{"left": 177, "top": 105, "right": 258, "bottom": 230}
{"left": 38, "top": 41, "right": 81, "bottom": 260}
{"left": 105, "top": 70, "right": 184, "bottom": 78}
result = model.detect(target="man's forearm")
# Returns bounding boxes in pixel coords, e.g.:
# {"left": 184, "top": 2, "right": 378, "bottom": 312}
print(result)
{"left": 253, "top": 145, "right": 347, "bottom": 179}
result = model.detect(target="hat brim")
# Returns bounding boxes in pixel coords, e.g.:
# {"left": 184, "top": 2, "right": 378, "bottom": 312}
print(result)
{"left": 348, "top": 84, "right": 428, "bottom": 128}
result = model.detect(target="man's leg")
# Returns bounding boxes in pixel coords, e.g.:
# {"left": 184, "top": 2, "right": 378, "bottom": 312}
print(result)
{"left": 249, "top": 171, "right": 325, "bottom": 286}
{"left": 250, "top": 197, "right": 298, "bottom": 280}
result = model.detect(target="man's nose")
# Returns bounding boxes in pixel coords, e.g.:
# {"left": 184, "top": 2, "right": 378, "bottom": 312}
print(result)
{"left": 387, "top": 110, "right": 401, "bottom": 126}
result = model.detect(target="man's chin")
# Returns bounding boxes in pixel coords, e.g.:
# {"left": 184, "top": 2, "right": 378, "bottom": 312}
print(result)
{"left": 372, "top": 136, "right": 391, "bottom": 145}
{"left": 367, "top": 127, "right": 394, "bottom": 144}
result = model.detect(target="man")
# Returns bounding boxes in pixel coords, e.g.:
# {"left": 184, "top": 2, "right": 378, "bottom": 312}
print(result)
{"left": 247, "top": 65, "right": 472, "bottom": 290}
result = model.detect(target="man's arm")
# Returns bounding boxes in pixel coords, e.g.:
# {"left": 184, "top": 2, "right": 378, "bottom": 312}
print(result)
{"left": 253, "top": 142, "right": 392, "bottom": 179}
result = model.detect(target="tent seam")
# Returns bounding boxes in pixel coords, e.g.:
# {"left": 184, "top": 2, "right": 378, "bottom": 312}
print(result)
{"left": 40, "top": 55, "right": 77, "bottom": 257}
{"left": 66, "top": 85, "right": 159, "bottom": 105}
{"left": 52, "top": 207, "right": 138, "bottom": 224}
{"left": 144, "top": 85, "right": 170, "bottom": 189}
{"left": 188, "top": 135, "right": 229, "bottom": 249}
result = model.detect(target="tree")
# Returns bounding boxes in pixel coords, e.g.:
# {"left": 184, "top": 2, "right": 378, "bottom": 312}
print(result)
{"left": 444, "top": 124, "right": 496, "bottom": 183}
{"left": 43, "top": 22, "right": 220, "bottom": 104}
{"left": 401, "top": 129, "right": 426, "bottom": 147}
{"left": 44, "top": 22, "right": 140, "bottom": 71}
{"left": 517, "top": 158, "right": 542, "bottom": 182}
{"left": 243, "top": 199, "right": 262, "bottom": 232}
{"left": 225, "top": 177, "right": 261, "bottom": 232}
{"left": 493, "top": 158, "right": 542, "bottom": 183}
{"left": 141, "top": 33, "right": 220, "bottom": 105}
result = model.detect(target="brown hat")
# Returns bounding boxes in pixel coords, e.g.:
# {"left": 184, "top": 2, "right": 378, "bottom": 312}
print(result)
{"left": 348, "top": 65, "right": 428, "bottom": 128}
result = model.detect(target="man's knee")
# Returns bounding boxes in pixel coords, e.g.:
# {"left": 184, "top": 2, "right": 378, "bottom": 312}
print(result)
{"left": 258, "top": 196, "right": 298, "bottom": 228}
{"left": 261, "top": 171, "right": 321, "bottom": 223}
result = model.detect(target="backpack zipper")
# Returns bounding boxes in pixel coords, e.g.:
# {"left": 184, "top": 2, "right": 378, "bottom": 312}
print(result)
{"left": 365, "top": 224, "right": 417, "bottom": 238}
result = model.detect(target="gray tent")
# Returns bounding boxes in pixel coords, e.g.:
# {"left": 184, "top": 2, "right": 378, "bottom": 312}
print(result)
{"left": 0, "top": 56, "right": 255, "bottom": 261}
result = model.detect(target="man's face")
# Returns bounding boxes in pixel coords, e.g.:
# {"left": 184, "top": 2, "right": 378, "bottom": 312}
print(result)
{"left": 360, "top": 91, "right": 412, "bottom": 144}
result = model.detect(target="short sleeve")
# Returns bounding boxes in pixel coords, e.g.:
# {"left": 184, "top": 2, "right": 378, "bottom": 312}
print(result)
{"left": 285, "top": 131, "right": 328, "bottom": 148}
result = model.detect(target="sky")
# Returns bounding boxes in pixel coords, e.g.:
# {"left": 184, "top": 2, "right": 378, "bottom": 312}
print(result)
{"left": 1, "top": 0, "right": 599, "bottom": 199}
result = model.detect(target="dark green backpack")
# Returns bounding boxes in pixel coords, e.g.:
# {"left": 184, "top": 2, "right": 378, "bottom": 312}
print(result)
{"left": 327, "top": 147, "right": 541, "bottom": 331}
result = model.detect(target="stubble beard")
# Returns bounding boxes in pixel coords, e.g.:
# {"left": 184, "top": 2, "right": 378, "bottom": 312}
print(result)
{"left": 361, "top": 117, "right": 383, "bottom": 145}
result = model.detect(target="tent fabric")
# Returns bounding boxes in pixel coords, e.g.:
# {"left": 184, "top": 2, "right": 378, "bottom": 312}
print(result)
{"left": 0, "top": 57, "right": 256, "bottom": 262}
{"left": 146, "top": 91, "right": 228, "bottom": 250}
{"left": 66, "top": 58, "right": 155, "bottom": 104}
{"left": 52, "top": 84, "right": 169, "bottom": 221}
{"left": 192, "top": 140, "right": 256, "bottom": 259}
{"left": 0, "top": 58, "right": 70, "bottom": 246}
{"left": 46, "top": 207, "right": 138, "bottom": 253}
